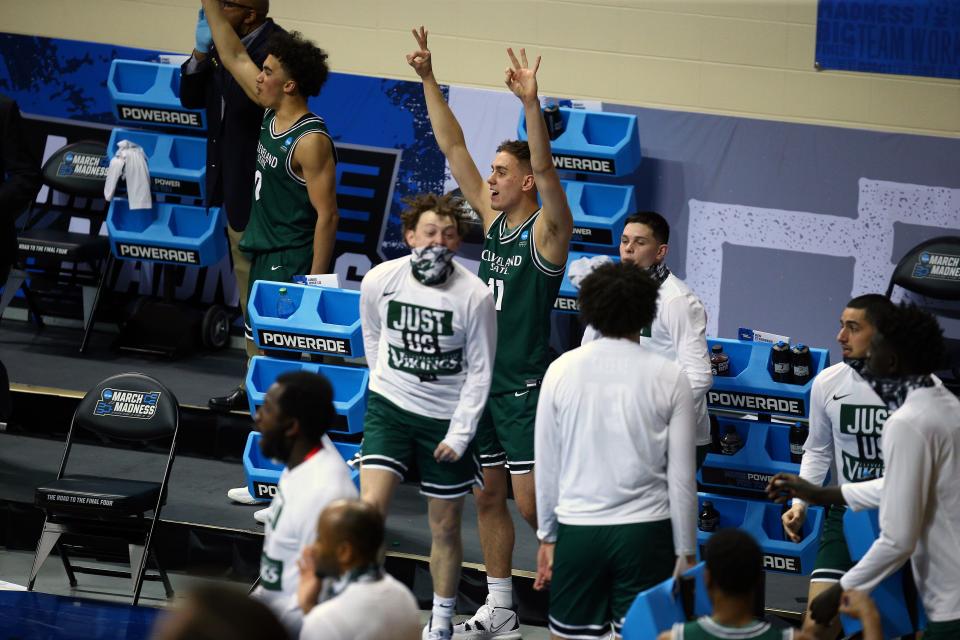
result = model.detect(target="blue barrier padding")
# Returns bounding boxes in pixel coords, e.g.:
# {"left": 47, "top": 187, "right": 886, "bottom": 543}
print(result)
{"left": 553, "top": 250, "right": 621, "bottom": 315}
{"left": 245, "top": 355, "right": 369, "bottom": 435}
{"left": 696, "top": 493, "right": 824, "bottom": 575}
{"left": 622, "top": 562, "right": 711, "bottom": 639}
{"left": 562, "top": 180, "right": 636, "bottom": 248}
{"left": 248, "top": 282, "right": 364, "bottom": 358}
{"left": 699, "top": 417, "right": 799, "bottom": 494}
{"left": 243, "top": 431, "right": 283, "bottom": 503}
{"left": 518, "top": 107, "right": 641, "bottom": 178}
{"left": 108, "top": 60, "right": 206, "bottom": 131}
{"left": 841, "top": 508, "right": 927, "bottom": 638}
{"left": 107, "top": 128, "right": 206, "bottom": 203}
{"left": 705, "top": 337, "right": 830, "bottom": 420}
{"left": 243, "top": 431, "right": 362, "bottom": 502}
{"left": 107, "top": 198, "right": 226, "bottom": 267}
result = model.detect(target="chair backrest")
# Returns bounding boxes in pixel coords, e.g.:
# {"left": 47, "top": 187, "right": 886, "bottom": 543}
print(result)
{"left": 886, "top": 236, "right": 960, "bottom": 301}
{"left": 40, "top": 140, "right": 110, "bottom": 200}
{"left": 73, "top": 372, "right": 179, "bottom": 441}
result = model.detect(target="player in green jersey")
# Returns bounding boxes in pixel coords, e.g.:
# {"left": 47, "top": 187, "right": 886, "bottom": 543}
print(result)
{"left": 202, "top": 0, "right": 338, "bottom": 295}
{"left": 407, "top": 26, "right": 573, "bottom": 636}
{"left": 203, "top": 0, "right": 341, "bottom": 511}
{"left": 658, "top": 529, "right": 811, "bottom": 640}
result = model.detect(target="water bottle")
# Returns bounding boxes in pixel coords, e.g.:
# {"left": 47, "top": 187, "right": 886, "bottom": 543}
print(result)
{"left": 791, "top": 343, "right": 812, "bottom": 385}
{"left": 789, "top": 422, "right": 807, "bottom": 463}
{"left": 543, "top": 104, "right": 565, "bottom": 140}
{"left": 276, "top": 287, "right": 296, "bottom": 319}
{"left": 710, "top": 344, "right": 730, "bottom": 376}
{"left": 720, "top": 426, "right": 743, "bottom": 455}
{"left": 771, "top": 341, "right": 791, "bottom": 383}
{"left": 698, "top": 501, "right": 720, "bottom": 532}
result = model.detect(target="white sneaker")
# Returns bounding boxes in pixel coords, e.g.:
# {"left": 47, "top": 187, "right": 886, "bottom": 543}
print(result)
{"left": 452, "top": 596, "right": 521, "bottom": 639}
{"left": 422, "top": 619, "right": 452, "bottom": 640}
{"left": 253, "top": 507, "right": 271, "bottom": 525}
{"left": 227, "top": 486, "right": 259, "bottom": 505}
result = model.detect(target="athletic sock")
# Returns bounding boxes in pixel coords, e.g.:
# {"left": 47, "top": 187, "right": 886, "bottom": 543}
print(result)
{"left": 432, "top": 594, "right": 456, "bottom": 630}
{"left": 487, "top": 576, "right": 513, "bottom": 609}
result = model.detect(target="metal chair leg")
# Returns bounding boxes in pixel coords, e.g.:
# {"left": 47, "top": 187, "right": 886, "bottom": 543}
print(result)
{"left": 57, "top": 542, "right": 78, "bottom": 587}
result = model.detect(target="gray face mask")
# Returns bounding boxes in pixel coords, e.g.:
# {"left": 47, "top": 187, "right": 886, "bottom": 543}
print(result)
{"left": 859, "top": 366, "right": 934, "bottom": 411}
{"left": 411, "top": 244, "right": 455, "bottom": 286}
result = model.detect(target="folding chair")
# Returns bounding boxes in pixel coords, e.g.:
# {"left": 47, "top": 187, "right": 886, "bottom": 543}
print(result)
{"left": 1, "top": 140, "right": 113, "bottom": 353}
{"left": 885, "top": 235, "right": 960, "bottom": 390}
{"left": 28, "top": 372, "right": 180, "bottom": 605}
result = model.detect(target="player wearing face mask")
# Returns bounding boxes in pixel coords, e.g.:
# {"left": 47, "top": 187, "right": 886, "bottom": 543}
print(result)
{"left": 778, "top": 294, "right": 894, "bottom": 639}
{"left": 357, "top": 193, "right": 497, "bottom": 640}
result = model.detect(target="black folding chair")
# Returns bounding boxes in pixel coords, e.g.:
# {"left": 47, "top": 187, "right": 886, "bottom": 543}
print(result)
{"left": 885, "top": 235, "right": 960, "bottom": 390}
{"left": 1, "top": 140, "right": 113, "bottom": 353}
{"left": 27, "top": 372, "right": 180, "bottom": 604}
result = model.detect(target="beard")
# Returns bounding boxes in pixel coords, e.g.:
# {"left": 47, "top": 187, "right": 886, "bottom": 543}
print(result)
{"left": 259, "top": 431, "right": 293, "bottom": 463}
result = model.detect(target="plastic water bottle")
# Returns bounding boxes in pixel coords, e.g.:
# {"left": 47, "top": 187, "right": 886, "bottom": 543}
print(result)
{"left": 698, "top": 501, "right": 720, "bottom": 532}
{"left": 789, "top": 422, "right": 807, "bottom": 463}
{"left": 276, "top": 287, "right": 296, "bottom": 319}
{"left": 771, "top": 341, "right": 792, "bottom": 383}
{"left": 543, "top": 104, "right": 565, "bottom": 140}
{"left": 720, "top": 427, "right": 743, "bottom": 455}
{"left": 710, "top": 344, "right": 730, "bottom": 376}
{"left": 791, "top": 343, "right": 812, "bottom": 385}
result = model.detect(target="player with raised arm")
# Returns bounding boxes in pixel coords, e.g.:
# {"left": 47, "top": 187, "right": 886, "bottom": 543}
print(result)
{"left": 201, "top": 0, "right": 338, "bottom": 297}
{"left": 407, "top": 28, "right": 573, "bottom": 637}
{"left": 202, "top": 0, "right": 341, "bottom": 515}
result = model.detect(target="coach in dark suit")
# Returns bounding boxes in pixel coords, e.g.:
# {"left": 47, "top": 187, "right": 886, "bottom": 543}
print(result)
{"left": 180, "top": 0, "right": 284, "bottom": 412}
{"left": 0, "top": 95, "right": 41, "bottom": 286}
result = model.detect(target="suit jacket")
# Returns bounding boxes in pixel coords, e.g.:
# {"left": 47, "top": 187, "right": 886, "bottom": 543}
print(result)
{"left": 0, "top": 95, "right": 42, "bottom": 271}
{"left": 180, "top": 19, "right": 284, "bottom": 231}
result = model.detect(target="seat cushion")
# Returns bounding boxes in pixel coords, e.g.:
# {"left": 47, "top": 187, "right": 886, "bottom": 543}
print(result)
{"left": 35, "top": 475, "right": 162, "bottom": 515}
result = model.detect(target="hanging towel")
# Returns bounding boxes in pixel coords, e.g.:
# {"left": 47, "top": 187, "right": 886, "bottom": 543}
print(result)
{"left": 104, "top": 140, "right": 152, "bottom": 210}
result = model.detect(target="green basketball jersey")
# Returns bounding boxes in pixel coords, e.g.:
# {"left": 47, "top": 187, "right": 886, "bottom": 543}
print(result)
{"left": 478, "top": 211, "right": 564, "bottom": 395}
{"left": 239, "top": 109, "right": 336, "bottom": 253}
{"left": 673, "top": 617, "right": 793, "bottom": 639}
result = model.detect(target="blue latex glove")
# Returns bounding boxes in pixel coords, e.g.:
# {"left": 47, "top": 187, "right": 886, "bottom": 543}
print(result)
{"left": 195, "top": 8, "right": 213, "bottom": 53}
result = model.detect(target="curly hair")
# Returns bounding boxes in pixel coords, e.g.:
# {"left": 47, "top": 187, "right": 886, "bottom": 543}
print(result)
{"left": 579, "top": 262, "right": 659, "bottom": 338}
{"left": 400, "top": 192, "right": 468, "bottom": 238}
{"left": 874, "top": 302, "right": 945, "bottom": 375}
{"left": 267, "top": 31, "right": 329, "bottom": 97}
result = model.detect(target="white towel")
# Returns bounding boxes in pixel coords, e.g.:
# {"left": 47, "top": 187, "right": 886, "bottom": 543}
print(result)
{"left": 104, "top": 140, "right": 152, "bottom": 210}
{"left": 568, "top": 254, "right": 614, "bottom": 289}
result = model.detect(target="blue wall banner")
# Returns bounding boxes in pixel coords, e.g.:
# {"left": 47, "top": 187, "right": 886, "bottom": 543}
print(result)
{"left": 815, "top": 0, "right": 960, "bottom": 79}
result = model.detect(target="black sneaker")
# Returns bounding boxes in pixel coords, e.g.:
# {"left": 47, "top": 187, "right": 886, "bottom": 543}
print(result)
{"left": 208, "top": 386, "right": 248, "bottom": 413}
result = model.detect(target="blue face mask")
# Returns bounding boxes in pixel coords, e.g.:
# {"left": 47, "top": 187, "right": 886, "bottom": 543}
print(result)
{"left": 411, "top": 244, "right": 455, "bottom": 286}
